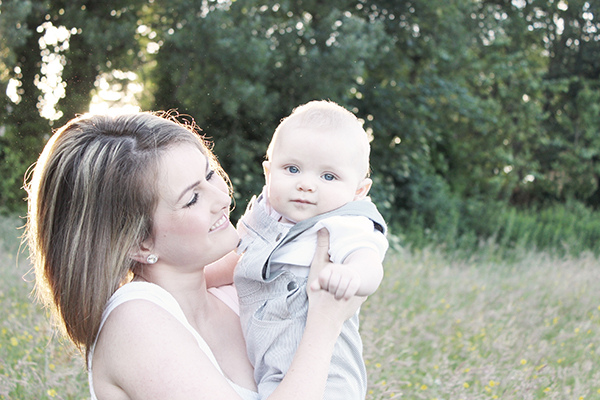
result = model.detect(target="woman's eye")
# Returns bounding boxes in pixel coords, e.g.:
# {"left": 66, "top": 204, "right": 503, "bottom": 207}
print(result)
{"left": 206, "top": 170, "right": 215, "bottom": 181}
{"left": 286, "top": 166, "right": 299, "bottom": 174}
{"left": 323, "top": 173, "right": 336, "bottom": 181}
{"left": 185, "top": 193, "right": 199, "bottom": 208}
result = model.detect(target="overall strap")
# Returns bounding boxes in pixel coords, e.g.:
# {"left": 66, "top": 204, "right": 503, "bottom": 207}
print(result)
{"left": 262, "top": 201, "right": 387, "bottom": 280}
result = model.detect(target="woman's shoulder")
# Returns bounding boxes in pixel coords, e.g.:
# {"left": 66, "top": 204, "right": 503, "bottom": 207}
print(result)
{"left": 91, "top": 283, "right": 248, "bottom": 399}
{"left": 95, "top": 282, "right": 201, "bottom": 355}
{"left": 93, "top": 282, "right": 221, "bottom": 371}
{"left": 105, "top": 281, "right": 176, "bottom": 309}
{"left": 100, "top": 282, "right": 217, "bottom": 356}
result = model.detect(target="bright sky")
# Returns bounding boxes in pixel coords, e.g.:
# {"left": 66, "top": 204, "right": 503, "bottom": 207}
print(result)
{"left": 88, "top": 70, "right": 142, "bottom": 114}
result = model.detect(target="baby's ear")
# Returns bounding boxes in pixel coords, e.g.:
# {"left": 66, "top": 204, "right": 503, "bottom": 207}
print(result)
{"left": 354, "top": 178, "right": 372, "bottom": 200}
{"left": 262, "top": 161, "right": 271, "bottom": 185}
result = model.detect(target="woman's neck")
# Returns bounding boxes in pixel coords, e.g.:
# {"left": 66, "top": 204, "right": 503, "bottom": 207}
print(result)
{"left": 134, "top": 265, "right": 212, "bottom": 323}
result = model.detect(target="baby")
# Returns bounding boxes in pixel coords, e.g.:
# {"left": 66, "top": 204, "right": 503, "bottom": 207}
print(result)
{"left": 234, "top": 100, "right": 388, "bottom": 400}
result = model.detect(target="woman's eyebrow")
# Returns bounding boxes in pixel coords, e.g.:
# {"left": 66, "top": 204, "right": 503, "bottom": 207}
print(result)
{"left": 177, "top": 180, "right": 201, "bottom": 203}
{"left": 176, "top": 156, "right": 209, "bottom": 202}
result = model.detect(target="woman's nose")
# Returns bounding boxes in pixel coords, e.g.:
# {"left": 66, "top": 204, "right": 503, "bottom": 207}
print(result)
{"left": 210, "top": 177, "right": 232, "bottom": 210}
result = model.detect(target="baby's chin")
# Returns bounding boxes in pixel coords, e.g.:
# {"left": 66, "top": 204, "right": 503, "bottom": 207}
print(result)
{"left": 280, "top": 210, "right": 326, "bottom": 224}
{"left": 279, "top": 215, "right": 299, "bottom": 224}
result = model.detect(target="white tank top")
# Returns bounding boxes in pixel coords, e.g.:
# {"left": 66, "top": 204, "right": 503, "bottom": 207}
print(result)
{"left": 88, "top": 282, "right": 259, "bottom": 400}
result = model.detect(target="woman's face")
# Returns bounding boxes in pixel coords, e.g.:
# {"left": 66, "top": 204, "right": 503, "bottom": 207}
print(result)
{"left": 149, "top": 143, "right": 238, "bottom": 270}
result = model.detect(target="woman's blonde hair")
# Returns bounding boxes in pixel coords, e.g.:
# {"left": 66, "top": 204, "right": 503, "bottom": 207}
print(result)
{"left": 25, "top": 111, "right": 227, "bottom": 363}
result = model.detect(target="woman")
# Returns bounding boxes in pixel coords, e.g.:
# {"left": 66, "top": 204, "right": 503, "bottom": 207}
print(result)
{"left": 26, "top": 112, "right": 365, "bottom": 400}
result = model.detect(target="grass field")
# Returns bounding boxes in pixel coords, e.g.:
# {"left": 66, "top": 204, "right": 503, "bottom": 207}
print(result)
{"left": 0, "top": 216, "right": 87, "bottom": 399}
{"left": 362, "top": 244, "right": 600, "bottom": 400}
{"left": 0, "top": 216, "right": 598, "bottom": 399}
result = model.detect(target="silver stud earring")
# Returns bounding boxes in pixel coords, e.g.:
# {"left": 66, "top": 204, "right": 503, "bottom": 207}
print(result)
{"left": 146, "top": 254, "right": 158, "bottom": 264}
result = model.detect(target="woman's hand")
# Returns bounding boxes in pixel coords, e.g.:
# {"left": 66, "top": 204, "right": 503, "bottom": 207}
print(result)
{"left": 306, "top": 228, "right": 367, "bottom": 324}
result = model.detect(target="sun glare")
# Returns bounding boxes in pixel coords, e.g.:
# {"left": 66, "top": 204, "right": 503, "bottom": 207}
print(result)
{"left": 5, "top": 21, "right": 143, "bottom": 119}
{"left": 35, "top": 22, "right": 75, "bottom": 120}
{"left": 88, "top": 70, "right": 142, "bottom": 114}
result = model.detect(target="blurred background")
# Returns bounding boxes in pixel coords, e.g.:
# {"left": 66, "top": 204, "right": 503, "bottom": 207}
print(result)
{"left": 1, "top": 0, "right": 600, "bottom": 255}
{"left": 1, "top": 2, "right": 599, "bottom": 398}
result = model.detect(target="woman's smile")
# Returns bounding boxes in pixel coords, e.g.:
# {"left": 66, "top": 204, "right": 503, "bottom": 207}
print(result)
{"left": 151, "top": 144, "right": 239, "bottom": 268}
{"left": 210, "top": 213, "right": 230, "bottom": 232}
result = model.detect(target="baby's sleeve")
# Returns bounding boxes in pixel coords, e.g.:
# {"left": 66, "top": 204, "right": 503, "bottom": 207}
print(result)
{"left": 320, "top": 215, "right": 389, "bottom": 264}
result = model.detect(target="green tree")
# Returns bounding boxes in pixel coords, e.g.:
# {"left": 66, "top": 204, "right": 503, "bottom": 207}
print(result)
{"left": 144, "top": 0, "right": 390, "bottom": 219}
{"left": 0, "top": 0, "right": 143, "bottom": 212}
{"left": 537, "top": 0, "right": 600, "bottom": 207}
{"left": 1, "top": 0, "right": 599, "bottom": 238}
{"left": 1, "top": 0, "right": 49, "bottom": 212}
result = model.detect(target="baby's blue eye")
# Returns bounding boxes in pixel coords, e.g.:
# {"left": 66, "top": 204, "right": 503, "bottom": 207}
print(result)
{"left": 323, "top": 173, "right": 336, "bottom": 181}
{"left": 287, "top": 166, "right": 299, "bottom": 174}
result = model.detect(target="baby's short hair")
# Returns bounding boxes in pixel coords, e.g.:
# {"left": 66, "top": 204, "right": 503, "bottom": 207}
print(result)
{"left": 267, "top": 100, "right": 371, "bottom": 177}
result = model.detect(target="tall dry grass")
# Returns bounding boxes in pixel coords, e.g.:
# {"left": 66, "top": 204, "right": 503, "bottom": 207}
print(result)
{"left": 362, "top": 245, "right": 600, "bottom": 399}
{"left": 0, "top": 216, "right": 87, "bottom": 399}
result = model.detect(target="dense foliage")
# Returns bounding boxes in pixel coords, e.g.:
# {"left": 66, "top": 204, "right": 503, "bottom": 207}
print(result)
{"left": 1, "top": 0, "right": 599, "bottom": 249}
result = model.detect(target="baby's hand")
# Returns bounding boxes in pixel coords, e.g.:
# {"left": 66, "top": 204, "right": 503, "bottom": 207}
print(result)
{"left": 310, "top": 263, "right": 362, "bottom": 300}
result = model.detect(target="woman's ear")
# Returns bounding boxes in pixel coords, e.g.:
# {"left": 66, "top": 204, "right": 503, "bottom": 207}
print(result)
{"left": 262, "top": 161, "right": 271, "bottom": 186}
{"left": 130, "top": 238, "right": 155, "bottom": 264}
{"left": 354, "top": 178, "right": 372, "bottom": 200}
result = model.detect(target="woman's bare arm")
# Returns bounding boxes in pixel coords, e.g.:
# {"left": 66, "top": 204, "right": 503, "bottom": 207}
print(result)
{"left": 204, "top": 251, "right": 239, "bottom": 288}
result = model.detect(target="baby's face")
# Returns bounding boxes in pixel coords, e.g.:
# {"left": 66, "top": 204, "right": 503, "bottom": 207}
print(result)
{"left": 264, "top": 126, "right": 370, "bottom": 223}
